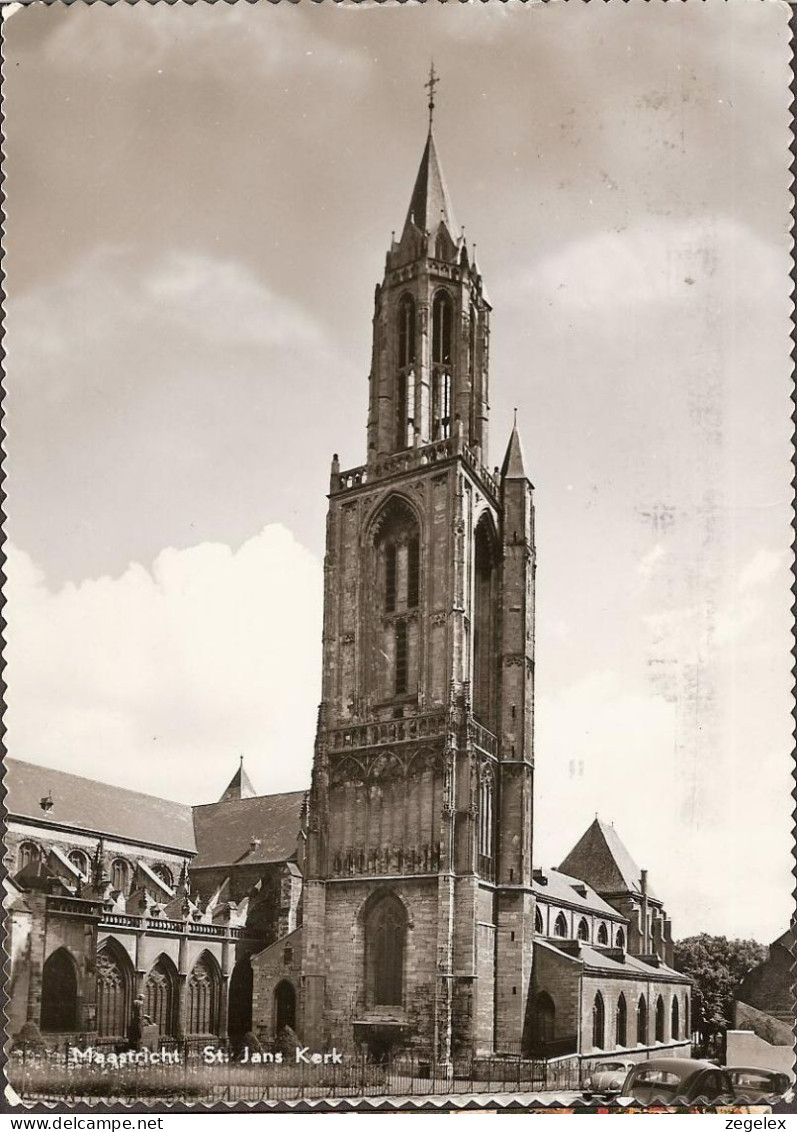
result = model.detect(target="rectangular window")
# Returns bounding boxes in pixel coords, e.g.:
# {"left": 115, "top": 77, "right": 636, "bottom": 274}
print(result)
{"left": 385, "top": 545, "right": 397, "bottom": 613}
{"left": 394, "top": 620, "right": 408, "bottom": 696}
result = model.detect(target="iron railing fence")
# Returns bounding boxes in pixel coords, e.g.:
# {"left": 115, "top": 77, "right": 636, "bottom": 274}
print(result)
{"left": 8, "top": 1041, "right": 583, "bottom": 1103}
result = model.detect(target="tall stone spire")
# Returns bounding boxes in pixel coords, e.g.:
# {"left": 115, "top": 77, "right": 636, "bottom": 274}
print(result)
{"left": 403, "top": 129, "right": 458, "bottom": 239}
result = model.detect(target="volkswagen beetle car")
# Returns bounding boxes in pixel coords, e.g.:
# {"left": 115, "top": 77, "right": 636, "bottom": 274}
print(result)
{"left": 582, "top": 1060, "right": 637, "bottom": 1100}
{"left": 725, "top": 1066, "right": 792, "bottom": 1101}
{"left": 620, "top": 1058, "right": 735, "bottom": 1105}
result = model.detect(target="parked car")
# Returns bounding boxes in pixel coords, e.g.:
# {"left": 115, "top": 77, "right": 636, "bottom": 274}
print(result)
{"left": 725, "top": 1067, "right": 792, "bottom": 1101}
{"left": 582, "top": 1060, "right": 637, "bottom": 1100}
{"left": 620, "top": 1058, "right": 735, "bottom": 1105}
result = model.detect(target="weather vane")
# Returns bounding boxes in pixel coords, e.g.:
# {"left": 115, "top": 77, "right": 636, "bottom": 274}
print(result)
{"left": 425, "top": 61, "right": 439, "bottom": 129}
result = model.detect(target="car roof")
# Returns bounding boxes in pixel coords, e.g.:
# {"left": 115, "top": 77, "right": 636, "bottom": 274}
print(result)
{"left": 633, "top": 1058, "right": 723, "bottom": 1077}
{"left": 726, "top": 1066, "right": 780, "bottom": 1075}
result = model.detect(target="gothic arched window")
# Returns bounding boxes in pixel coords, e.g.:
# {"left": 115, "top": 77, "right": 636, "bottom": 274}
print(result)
{"left": 17, "top": 842, "right": 40, "bottom": 871}
{"left": 592, "top": 992, "right": 605, "bottom": 1050}
{"left": 473, "top": 514, "right": 499, "bottom": 728}
{"left": 671, "top": 995, "right": 680, "bottom": 1040}
{"left": 187, "top": 954, "right": 220, "bottom": 1036}
{"left": 96, "top": 940, "right": 134, "bottom": 1039}
{"left": 152, "top": 864, "right": 173, "bottom": 889}
{"left": 431, "top": 290, "right": 453, "bottom": 440}
{"left": 655, "top": 995, "right": 665, "bottom": 1042}
{"left": 371, "top": 497, "right": 421, "bottom": 701}
{"left": 365, "top": 891, "right": 407, "bottom": 1007}
{"left": 145, "top": 956, "right": 178, "bottom": 1039}
{"left": 396, "top": 294, "right": 416, "bottom": 449}
{"left": 684, "top": 995, "right": 690, "bottom": 1039}
{"left": 68, "top": 850, "right": 89, "bottom": 879}
{"left": 111, "top": 858, "right": 131, "bottom": 892}
{"left": 535, "top": 907, "right": 544, "bottom": 933}
{"left": 553, "top": 912, "right": 567, "bottom": 938}
{"left": 616, "top": 926, "right": 626, "bottom": 949}
{"left": 616, "top": 993, "right": 628, "bottom": 1047}
{"left": 597, "top": 922, "right": 609, "bottom": 945}
{"left": 637, "top": 995, "right": 648, "bottom": 1045}
{"left": 478, "top": 771, "right": 494, "bottom": 862}
{"left": 577, "top": 918, "right": 589, "bottom": 941}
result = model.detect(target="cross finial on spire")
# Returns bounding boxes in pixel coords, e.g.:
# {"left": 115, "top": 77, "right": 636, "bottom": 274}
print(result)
{"left": 425, "top": 61, "right": 439, "bottom": 130}
{"left": 513, "top": 407, "right": 518, "bottom": 427}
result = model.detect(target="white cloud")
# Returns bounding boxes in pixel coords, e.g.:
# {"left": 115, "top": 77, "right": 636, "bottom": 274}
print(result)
{"left": 3, "top": 526, "right": 323, "bottom": 803}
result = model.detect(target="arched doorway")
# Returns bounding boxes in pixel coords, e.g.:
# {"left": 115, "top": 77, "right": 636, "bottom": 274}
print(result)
{"left": 96, "top": 940, "right": 134, "bottom": 1039}
{"left": 228, "top": 959, "right": 254, "bottom": 1040}
{"left": 145, "top": 956, "right": 178, "bottom": 1039}
{"left": 274, "top": 980, "right": 296, "bottom": 1034}
{"left": 530, "top": 991, "right": 556, "bottom": 1053}
{"left": 41, "top": 949, "right": 78, "bottom": 1033}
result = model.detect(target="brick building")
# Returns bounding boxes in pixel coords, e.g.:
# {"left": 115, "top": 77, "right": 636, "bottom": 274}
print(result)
{"left": 6, "top": 113, "right": 691, "bottom": 1069}
{"left": 5, "top": 758, "right": 304, "bottom": 1046}
{"left": 294, "top": 117, "right": 690, "bottom": 1063}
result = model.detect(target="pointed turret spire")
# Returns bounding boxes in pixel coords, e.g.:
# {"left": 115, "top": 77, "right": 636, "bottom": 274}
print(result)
{"left": 219, "top": 755, "right": 256, "bottom": 803}
{"left": 403, "top": 70, "right": 457, "bottom": 238}
{"left": 501, "top": 413, "right": 527, "bottom": 479}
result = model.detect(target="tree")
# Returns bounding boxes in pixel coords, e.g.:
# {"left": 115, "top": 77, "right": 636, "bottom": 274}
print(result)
{"left": 673, "top": 934, "right": 767, "bottom": 1051}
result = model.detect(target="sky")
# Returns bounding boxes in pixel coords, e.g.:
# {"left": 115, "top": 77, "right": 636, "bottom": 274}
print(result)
{"left": 3, "top": 0, "right": 793, "bottom": 942}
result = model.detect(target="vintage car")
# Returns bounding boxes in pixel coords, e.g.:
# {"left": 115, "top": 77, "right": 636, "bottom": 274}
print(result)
{"left": 620, "top": 1058, "right": 736, "bottom": 1105}
{"left": 582, "top": 1060, "right": 637, "bottom": 1100}
{"left": 725, "top": 1066, "right": 792, "bottom": 1100}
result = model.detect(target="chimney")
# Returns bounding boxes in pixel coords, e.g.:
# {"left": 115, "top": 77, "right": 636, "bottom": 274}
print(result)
{"left": 640, "top": 869, "right": 649, "bottom": 952}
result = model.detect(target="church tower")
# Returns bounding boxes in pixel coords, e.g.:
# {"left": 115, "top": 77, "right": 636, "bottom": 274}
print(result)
{"left": 302, "top": 79, "right": 536, "bottom": 1059}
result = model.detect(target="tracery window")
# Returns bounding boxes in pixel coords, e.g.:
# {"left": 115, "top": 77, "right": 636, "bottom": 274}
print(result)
{"left": 145, "top": 957, "right": 177, "bottom": 1039}
{"left": 372, "top": 497, "right": 421, "bottom": 701}
{"left": 478, "top": 772, "right": 494, "bottom": 859}
{"left": 17, "top": 842, "right": 40, "bottom": 871}
{"left": 431, "top": 291, "right": 453, "bottom": 440}
{"left": 396, "top": 294, "right": 416, "bottom": 450}
{"left": 96, "top": 942, "right": 134, "bottom": 1039}
{"left": 365, "top": 892, "right": 407, "bottom": 1007}
{"left": 535, "top": 907, "right": 544, "bottom": 933}
{"left": 68, "top": 850, "right": 89, "bottom": 879}
{"left": 152, "top": 864, "right": 173, "bottom": 889}
{"left": 187, "top": 955, "right": 219, "bottom": 1035}
{"left": 473, "top": 515, "right": 499, "bottom": 727}
{"left": 553, "top": 912, "right": 567, "bottom": 938}
{"left": 577, "top": 918, "right": 589, "bottom": 941}
{"left": 111, "top": 858, "right": 130, "bottom": 892}
{"left": 616, "top": 926, "right": 626, "bottom": 949}
{"left": 597, "top": 922, "right": 609, "bottom": 945}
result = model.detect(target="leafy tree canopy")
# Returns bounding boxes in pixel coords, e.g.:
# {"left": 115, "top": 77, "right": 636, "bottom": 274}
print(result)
{"left": 674, "top": 934, "right": 767, "bottom": 1041}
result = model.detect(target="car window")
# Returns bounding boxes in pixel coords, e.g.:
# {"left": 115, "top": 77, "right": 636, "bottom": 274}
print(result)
{"left": 698, "top": 1071, "right": 729, "bottom": 1099}
{"left": 602, "top": 1062, "right": 626, "bottom": 1072}
{"left": 634, "top": 1069, "right": 681, "bottom": 1087}
{"left": 732, "top": 1072, "right": 774, "bottom": 1091}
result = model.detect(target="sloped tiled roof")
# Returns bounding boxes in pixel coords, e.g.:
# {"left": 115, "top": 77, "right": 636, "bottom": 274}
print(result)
{"left": 558, "top": 818, "right": 658, "bottom": 901}
{"left": 532, "top": 867, "right": 625, "bottom": 921}
{"left": 191, "top": 791, "right": 305, "bottom": 869}
{"left": 5, "top": 758, "right": 196, "bottom": 853}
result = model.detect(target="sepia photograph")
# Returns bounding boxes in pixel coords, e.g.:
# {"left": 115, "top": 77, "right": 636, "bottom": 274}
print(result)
{"left": 2, "top": 0, "right": 793, "bottom": 1111}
